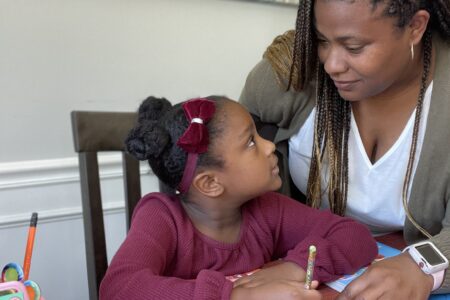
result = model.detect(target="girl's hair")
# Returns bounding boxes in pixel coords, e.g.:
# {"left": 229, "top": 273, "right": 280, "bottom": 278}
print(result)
{"left": 290, "top": 0, "right": 449, "bottom": 234}
{"left": 125, "top": 96, "right": 227, "bottom": 194}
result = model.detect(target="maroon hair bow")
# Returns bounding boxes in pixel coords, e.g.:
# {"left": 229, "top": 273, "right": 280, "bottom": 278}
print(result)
{"left": 177, "top": 98, "right": 215, "bottom": 153}
{"left": 176, "top": 98, "right": 216, "bottom": 194}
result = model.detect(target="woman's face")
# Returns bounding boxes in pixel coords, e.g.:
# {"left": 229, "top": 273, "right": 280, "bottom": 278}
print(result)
{"left": 314, "top": 0, "right": 413, "bottom": 101}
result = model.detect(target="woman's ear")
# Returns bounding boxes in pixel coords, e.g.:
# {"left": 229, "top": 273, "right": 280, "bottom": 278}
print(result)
{"left": 409, "top": 9, "right": 430, "bottom": 45}
{"left": 192, "top": 171, "right": 224, "bottom": 197}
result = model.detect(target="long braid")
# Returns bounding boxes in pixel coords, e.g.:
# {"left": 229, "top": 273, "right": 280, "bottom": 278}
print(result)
{"left": 294, "top": 0, "right": 350, "bottom": 215}
{"left": 429, "top": 0, "right": 450, "bottom": 38}
{"left": 289, "top": 0, "right": 316, "bottom": 91}
{"left": 264, "top": 30, "right": 297, "bottom": 89}
{"left": 291, "top": 0, "right": 448, "bottom": 218}
{"left": 402, "top": 28, "right": 433, "bottom": 239}
{"left": 307, "top": 64, "right": 325, "bottom": 209}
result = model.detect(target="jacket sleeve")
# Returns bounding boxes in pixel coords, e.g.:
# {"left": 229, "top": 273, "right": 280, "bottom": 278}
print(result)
{"left": 430, "top": 223, "right": 450, "bottom": 293}
{"left": 99, "top": 198, "right": 233, "bottom": 300}
{"left": 262, "top": 192, "right": 378, "bottom": 283}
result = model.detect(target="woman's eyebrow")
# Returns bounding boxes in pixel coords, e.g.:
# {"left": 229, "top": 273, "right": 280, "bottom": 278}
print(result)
{"left": 315, "top": 29, "right": 359, "bottom": 42}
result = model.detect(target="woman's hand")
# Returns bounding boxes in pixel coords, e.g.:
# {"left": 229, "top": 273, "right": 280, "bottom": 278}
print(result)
{"left": 336, "top": 252, "right": 434, "bottom": 300}
{"left": 233, "top": 261, "right": 308, "bottom": 288}
{"left": 231, "top": 279, "right": 321, "bottom": 300}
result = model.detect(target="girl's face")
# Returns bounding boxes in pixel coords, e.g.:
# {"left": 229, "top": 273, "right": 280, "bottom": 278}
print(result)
{"left": 314, "top": 0, "right": 413, "bottom": 101}
{"left": 212, "top": 101, "right": 282, "bottom": 200}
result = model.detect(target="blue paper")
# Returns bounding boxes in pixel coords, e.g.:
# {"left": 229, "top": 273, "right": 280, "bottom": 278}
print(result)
{"left": 326, "top": 242, "right": 450, "bottom": 300}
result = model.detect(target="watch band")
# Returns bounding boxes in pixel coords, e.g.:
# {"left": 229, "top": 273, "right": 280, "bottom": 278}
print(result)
{"left": 431, "top": 270, "right": 445, "bottom": 291}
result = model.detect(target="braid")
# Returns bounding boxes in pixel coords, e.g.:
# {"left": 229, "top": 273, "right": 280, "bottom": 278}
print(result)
{"left": 402, "top": 28, "right": 433, "bottom": 239}
{"left": 295, "top": 0, "right": 350, "bottom": 215}
{"left": 374, "top": 0, "right": 450, "bottom": 38}
{"left": 429, "top": 0, "right": 450, "bottom": 38}
{"left": 264, "top": 30, "right": 298, "bottom": 90}
{"left": 289, "top": 0, "right": 316, "bottom": 91}
{"left": 292, "top": 0, "right": 446, "bottom": 218}
{"left": 306, "top": 63, "right": 350, "bottom": 215}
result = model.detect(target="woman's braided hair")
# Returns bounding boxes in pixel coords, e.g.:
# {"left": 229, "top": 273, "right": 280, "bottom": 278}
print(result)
{"left": 289, "top": 0, "right": 450, "bottom": 232}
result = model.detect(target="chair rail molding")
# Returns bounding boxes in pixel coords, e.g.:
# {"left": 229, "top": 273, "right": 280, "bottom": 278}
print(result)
{"left": 0, "top": 155, "right": 156, "bottom": 228}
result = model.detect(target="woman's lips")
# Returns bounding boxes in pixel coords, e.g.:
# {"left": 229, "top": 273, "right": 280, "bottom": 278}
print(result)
{"left": 333, "top": 80, "right": 359, "bottom": 91}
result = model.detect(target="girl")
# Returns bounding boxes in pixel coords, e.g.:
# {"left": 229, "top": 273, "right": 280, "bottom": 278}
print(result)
{"left": 99, "top": 96, "right": 377, "bottom": 300}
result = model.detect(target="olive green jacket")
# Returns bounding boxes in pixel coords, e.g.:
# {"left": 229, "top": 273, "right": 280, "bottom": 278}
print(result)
{"left": 240, "top": 33, "right": 450, "bottom": 292}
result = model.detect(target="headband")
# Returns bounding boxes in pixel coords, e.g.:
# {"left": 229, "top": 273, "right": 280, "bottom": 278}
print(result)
{"left": 176, "top": 98, "right": 216, "bottom": 194}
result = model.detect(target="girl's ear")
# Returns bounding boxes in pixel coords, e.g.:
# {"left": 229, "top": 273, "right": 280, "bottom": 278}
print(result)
{"left": 409, "top": 9, "right": 430, "bottom": 45}
{"left": 192, "top": 171, "right": 224, "bottom": 197}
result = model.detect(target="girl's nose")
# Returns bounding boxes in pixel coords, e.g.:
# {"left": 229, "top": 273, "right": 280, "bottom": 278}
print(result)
{"left": 263, "top": 137, "right": 276, "bottom": 156}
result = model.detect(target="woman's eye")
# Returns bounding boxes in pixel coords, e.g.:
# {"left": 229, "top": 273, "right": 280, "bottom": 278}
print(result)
{"left": 346, "top": 45, "right": 364, "bottom": 53}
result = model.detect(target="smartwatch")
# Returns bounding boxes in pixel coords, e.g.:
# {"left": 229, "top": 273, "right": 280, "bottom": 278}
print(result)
{"left": 403, "top": 241, "right": 449, "bottom": 291}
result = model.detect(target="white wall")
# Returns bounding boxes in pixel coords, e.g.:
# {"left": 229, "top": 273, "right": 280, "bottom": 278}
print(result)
{"left": 0, "top": 0, "right": 297, "bottom": 299}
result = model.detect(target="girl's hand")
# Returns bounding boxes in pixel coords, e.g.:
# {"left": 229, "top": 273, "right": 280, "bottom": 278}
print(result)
{"left": 336, "top": 252, "right": 434, "bottom": 300}
{"left": 231, "top": 279, "right": 321, "bottom": 300}
{"left": 234, "top": 261, "right": 307, "bottom": 288}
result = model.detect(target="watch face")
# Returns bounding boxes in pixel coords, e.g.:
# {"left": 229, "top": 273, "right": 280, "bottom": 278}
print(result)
{"left": 416, "top": 244, "right": 446, "bottom": 266}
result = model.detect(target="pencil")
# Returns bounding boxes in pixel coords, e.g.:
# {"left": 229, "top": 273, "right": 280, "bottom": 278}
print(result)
{"left": 23, "top": 212, "right": 38, "bottom": 281}
{"left": 304, "top": 245, "right": 316, "bottom": 290}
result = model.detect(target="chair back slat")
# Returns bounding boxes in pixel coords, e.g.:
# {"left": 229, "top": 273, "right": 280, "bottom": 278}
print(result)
{"left": 77, "top": 151, "right": 107, "bottom": 300}
{"left": 122, "top": 152, "right": 141, "bottom": 229}
{"left": 71, "top": 110, "right": 142, "bottom": 300}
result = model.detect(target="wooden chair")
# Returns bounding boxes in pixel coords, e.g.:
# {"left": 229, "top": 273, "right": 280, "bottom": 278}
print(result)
{"left": 71, "top": 111, "right": 142, "bottom": 300}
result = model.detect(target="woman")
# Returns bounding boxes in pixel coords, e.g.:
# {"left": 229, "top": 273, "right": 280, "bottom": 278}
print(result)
{"left": 240, "top": 0, "right": 450, "bottom": 299}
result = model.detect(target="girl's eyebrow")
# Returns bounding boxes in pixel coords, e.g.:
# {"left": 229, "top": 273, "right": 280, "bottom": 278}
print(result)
{"left": 238, "top": 123, "right": 253, "bottom": 141}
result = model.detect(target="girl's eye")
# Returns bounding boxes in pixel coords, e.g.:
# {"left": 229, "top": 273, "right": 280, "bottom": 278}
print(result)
{"left": 248, "top": 136, "right": 256, "bottom": 148}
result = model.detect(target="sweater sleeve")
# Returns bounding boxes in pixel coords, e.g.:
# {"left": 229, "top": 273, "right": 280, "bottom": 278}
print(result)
{"left": 263, "top": 192, "right": 378, "bottom": 283}
{"left": 239, "top": 58, "right": 312, "bottom": 130}
{"left": 99, "top": 196, "right": 233, "bottom": 300}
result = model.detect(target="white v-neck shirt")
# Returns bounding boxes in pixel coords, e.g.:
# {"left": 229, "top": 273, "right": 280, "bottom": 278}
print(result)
{"left": 289, "top": 82, "right": 433, "bottom": 234}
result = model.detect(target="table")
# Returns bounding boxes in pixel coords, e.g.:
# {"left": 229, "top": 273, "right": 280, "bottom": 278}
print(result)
{"left": 318, "top": 231, "right": 405, "bottom": 299}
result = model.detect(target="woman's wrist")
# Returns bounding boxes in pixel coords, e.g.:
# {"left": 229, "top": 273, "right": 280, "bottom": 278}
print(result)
{"left": 402, "top": 252, "right": 434, "bottom": 292}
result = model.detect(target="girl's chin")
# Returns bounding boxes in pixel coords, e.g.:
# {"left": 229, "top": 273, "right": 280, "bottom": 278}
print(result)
{"left": 271, "top": 177, "right": 283, "bottom": 191}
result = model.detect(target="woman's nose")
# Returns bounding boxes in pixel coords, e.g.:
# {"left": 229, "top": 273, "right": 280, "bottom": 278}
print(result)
{"left": 323, "top": 47, "right": 348, "bottom": 76}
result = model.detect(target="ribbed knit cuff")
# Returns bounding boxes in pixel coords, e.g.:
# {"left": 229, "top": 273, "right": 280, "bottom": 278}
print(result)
{"left": 193, "top": 269, "right": 233, "bottom": 300}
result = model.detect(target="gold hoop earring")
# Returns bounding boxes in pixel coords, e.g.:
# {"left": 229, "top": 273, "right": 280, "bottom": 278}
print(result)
{"left": 411, "top": 44, "right": 414, "bottom": 61}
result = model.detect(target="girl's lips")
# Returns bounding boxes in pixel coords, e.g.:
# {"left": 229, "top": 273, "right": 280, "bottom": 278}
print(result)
{"left": 271, "top": 156, "right": 279, "bottom": 175}
{"left": 333, "top": 80, "right": 359, "bottom": 91}
{"left": 272, "top": 165, "right": 279, "bottom": 176}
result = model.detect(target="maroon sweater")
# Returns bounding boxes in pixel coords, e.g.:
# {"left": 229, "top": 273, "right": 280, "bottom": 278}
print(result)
{"left": 100, "top": 192, "right": 377, "bottom": 300}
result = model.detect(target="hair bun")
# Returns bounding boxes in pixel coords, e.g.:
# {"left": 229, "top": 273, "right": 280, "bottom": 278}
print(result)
{"left": 138, "top": 96, "right": 172, "bottom": 123}
{"left": 125, "top": 121, "right": 170, "bottom": 160}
